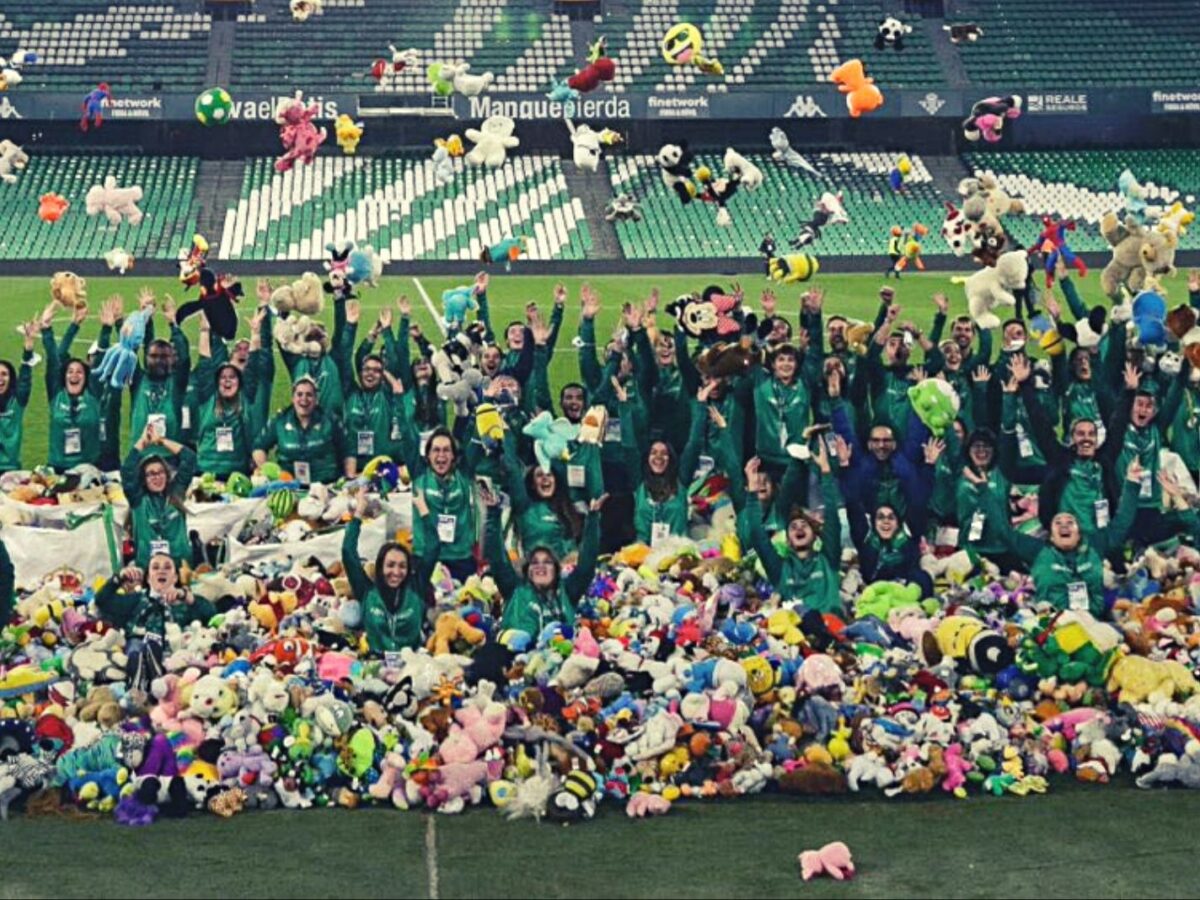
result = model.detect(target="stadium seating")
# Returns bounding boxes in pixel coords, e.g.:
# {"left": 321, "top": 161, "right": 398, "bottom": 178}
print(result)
{"left": 232, "top": 0, "right": 572, "bottom": 93}
{"left": 609, "top": 150, "right": 950, "bottom": 258}
{"left": 603, "top": 0, "right": 944, "bottom": 93}
{"left": 0, "top": 154, "right": 199, "bottom": 260}
{"left": 0, "top": 3, "right": 210, "bottom": 92}
{"left": 954, "top": 0, "right": 1200, "bottom": 87}
{"left": 218, "top": 153, "right": 591, "bottom": 262}
{"left": 963, "top": 149, "right": 1200, "bottom": 251}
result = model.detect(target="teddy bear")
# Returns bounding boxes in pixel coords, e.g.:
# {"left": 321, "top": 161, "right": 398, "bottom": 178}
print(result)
{"left": 49, "top": 271, "right": 88, "bottom": 309}
{"left": 181, "top": 672, "right": 240, "bottom": 726}
{"left": 427, "top": 611, "right": 487, "bottom": 656}
{"left": 270, "top": 272, "right": 324, "bottom": 316}
{"left": 657, "top": 142, "right": 698, "bottom": 204}
{"left": 217, "top": 745, "right": 278, "bottom": 808}
{"left": 1099, "top": 212, "right": 1178, "bottom": 300}
{"left": 960, "top": 173, "right": 1025, "bottom": 222}
{"left": 425, "top": 681, "right": 507, "bottom": 813}
{"left": 84, "top": 176, "right": 144, "bottom": 226}
{"left": 963, "top": 249, "right": 1029, "bottom": 329}
{"left": 66, "top": 629, "right": 127, "bottom": 683}
{"left": 0, "top": 139, "right": 28, "bottom": 184}
{"left": 273, "top": 314, "right": 327, "bottom": 358}
{"left": 465, "top": 115, "right": 518, "bottom": 167}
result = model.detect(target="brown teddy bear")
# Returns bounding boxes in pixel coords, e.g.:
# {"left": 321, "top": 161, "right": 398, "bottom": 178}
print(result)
{"left": 50, "top": 272, "right": 88, "bottom": 309}
{"left": 1100, "top": 212, "right": 1178, "bottom": 300}
{"left": 269, "top": 272, "right": 325, "bottom": 316}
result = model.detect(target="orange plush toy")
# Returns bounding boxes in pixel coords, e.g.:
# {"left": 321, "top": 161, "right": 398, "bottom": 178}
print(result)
{"left": 38, "top": 192, "right": 70, "bottom": 223}
{"left": 829, "top": 59, "right": 883, "bottom": 118}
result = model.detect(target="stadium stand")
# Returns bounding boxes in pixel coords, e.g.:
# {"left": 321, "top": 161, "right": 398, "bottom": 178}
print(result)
{"left": 954, "top": 0, "right": 1200, "bottom": 87}
{"left": 963, "top": 149, "right": 1200, "bottom": 251}
{"left": 218, "top": 153, "right": 592, "bottom": 262}
{"left": 0, "top": 3, "right": 210, "bottom": 92}
{"left": 608, "top": 151, "right": 950, "bottom": 259}
{"left": 0, "top": 155, "right": 199, "bottom": 260}
{"left": 232, "top": 0, "right": 572, "bottom": 93}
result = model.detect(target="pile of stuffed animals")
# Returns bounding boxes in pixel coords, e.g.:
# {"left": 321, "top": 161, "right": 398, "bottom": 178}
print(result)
{"left": 5, "top": 457, "right": 1200, "bottom": 825}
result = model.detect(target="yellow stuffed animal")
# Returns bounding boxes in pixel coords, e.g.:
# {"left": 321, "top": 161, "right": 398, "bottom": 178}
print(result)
{"left": 1107, "top": 654, "right": 1200, "bottom": 705}
{"left": 426, "top": 611, "right": 486, "bottom": 655}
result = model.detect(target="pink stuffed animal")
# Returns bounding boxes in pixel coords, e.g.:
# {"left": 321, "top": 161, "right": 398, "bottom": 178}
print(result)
{"left": 796, "top": 653, "right": 844, "bottom": 695}
{"left": 427, "top": 681, "right": 508, "bottom": 813}
{"left": 626, "top": 792, "right": 671, "bottom": 817}
{"left": 798, "top": 841, "right": 856, "bottom": 881}
{"left": 369, "top": 751, "right": 424, "bottom": 810}
{"left": 941, "top": 743, "right": 973, "bottom": 798}
{"left": 274, "top": 91, "right": 328, "bottom": 173}
{"left": 149, "top": 668, "right": 205, "bottom": 746}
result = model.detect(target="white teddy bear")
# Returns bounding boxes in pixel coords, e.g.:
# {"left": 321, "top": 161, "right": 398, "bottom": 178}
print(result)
{"left": 566, "top": 118, "right": 602, "bottom": 172}
{"left": 443, "top": 62, "right": 494, "bottom": 97}
{"left": 963, "top": 249, "right": 1028, "bottom": 329}
{"left": 465, "top": 115, "right": 519, "bottom": 167}
{"left": 0, "top": 140, "right": 29, "bottom": 185}
{"left": 85, "top": 176, "right": 144, "bottom": 226}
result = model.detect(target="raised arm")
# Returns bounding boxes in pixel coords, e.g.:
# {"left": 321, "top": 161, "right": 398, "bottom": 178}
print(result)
{"left": 342, "top": 498, "right": 375, "bottom": 600}
{"left": 563, "top": 504, "right": 602, "bottom": 602}
{"left": 483, "top": 506, "right": 520, "bottom": 597}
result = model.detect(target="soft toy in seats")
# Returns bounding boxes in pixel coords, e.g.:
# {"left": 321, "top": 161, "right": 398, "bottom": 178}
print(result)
{"left": 50, "top": 271, "right": 88, "bottom": 309}
{"left": 657, "top": 142, "right": 698, "bottom": 204}
{"left": 85, "top": 176, "right": 144, "bottom": 225}
{"left": 1157, "top": 201, "right": 1195, "bottom": 240}
{"left": 0, "top": 140, "right": 28, "bottom": 184}
{"left": 604, "top": 193, "right": 641, "bottom": 222}
{"left": 289, "top": 0, "right": 322, "bottom": 21}
{"left": 274, "top": 91, "right": 328, "bottom": 173}
{"left": 0, "top": 50, "right": 37, "bottom": 91}
{"left": 829, "top": 59, "right": 883, "bottom": 117}
{"left": 371, "top": 46, "right": 419, "bottom": 81}
{"left": 1099, "top": 212, "right": 1178, "bottom": 300}
{"left": 944, "top": 23, "right": 983, "bottom": 43}
{"left": 432, "top": 144, "right": 455, "bottom": 186}
{"left": 334, "top": 115, "right": 364, "bottom": 155}
{"left": 962, "top": 96, "right": 1022, "bottom": 142}
{"left": 963, "top": 249, "right": 1028, "bottom": 329}
{"left": 270, "top": 272, "right": 324, "bottom": 316}
{"left": 465, "top": 115, "right": 518, "bottom": 167}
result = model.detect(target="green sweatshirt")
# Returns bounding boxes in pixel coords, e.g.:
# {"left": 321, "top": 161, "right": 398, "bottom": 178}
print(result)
{"left": 342, "top": 518, "right": 432, "bottom": 653}
{"left": 254, "top": 407, "right": 348, "bottom": 484}
{"left": 95, "top": 579, "right": 216, "bottom": 637}
{"left": 486, "top": 509, "right": 600, "bottom": 636}
{"left": 747, "top": 474, "right": 843, "bottom": 613}
{"left": 752, "top": 371, "right": 814, "bottom": 468}
{"left": 122, "top": 445, "right": 197, "bottom": 568}
{"left": 0, "top": 352, "right": 33, "bottom": 472}
{"left": 0, "top": 541, "right": 13, "bottom": 624}
{"left": 956, "top": 467, "right": 1011, "bottom": 556}
{"left": 622, "top": 398, "right": 704, "bottom": 544}
{"left": 129, "top": 324, "right": 190, "bottom": 448}
{"left": 344, "top": 386, "right": 403, "bottom": 468}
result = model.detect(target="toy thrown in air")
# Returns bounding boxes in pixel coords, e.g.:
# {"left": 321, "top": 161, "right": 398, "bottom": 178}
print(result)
{"left": 0, "top": 51, "right": 38, "bottom": 91}
{"left": 37, "top": 193, "right": 69, "bottom": 223}
{"left": 85, "top": 176, "right": 144, "bottom": 226}
{"left": 104, "top": 247, "right": 134, "bottom": 275}
{"left": 274, "top": 91, "right": 328, "bottom": 173}
{"left": 962, "top": 96, "right": 1021, "bottom": 142}
{"left": 888, "top": 154, "right": 912, "bottom": 192}
{"left": 566, "top": 118, "right": 614, "bottom": 173}
{"left": 429, "top": 62, "right": 494, "bottom": 98}
{"left": 177, "top": 234, "right": 244, "bottom": 340}
{"left": 944, "top": 23, "right": 983, "bottom": 43}
{"left": 790, "top": 192, "right": 847, "bottom": 248}
{"left": 195, "top": 87, "right": 233, "bottom": 126}
{"left": 768, "top": 127, "right": 822, "bottom": 178}
{"left": 324, "top": 241, "right": 382, "bottom": 302}
{"left": 465, "top": 115, "right": 518, "bottom": 167}
{"left": 441, "top": 285, "right": 479, "bottom": 331}
{"left": 480, "top": 236, "right": 527, "bottom": 272}
{"left": 290, "top": 0, "right": 322, "bottom": 20}
{"left": 661, "top": 23, "right": 723, "bottom": 75}
{"left": 523, "top": 412, "right": 580, "bottom": 472}
{"left": 767, "top": 252, "right": 820, "bottom": 285}
{"left": 875, "top": 17, "right": 912, "bottom": 51}
{"left": 94, "top": 307, "right": 152, "bottom": 389}
{"left": 694, "top": 147, "right": 763, "bottom": 227}
{"left": 80, "top": 83, "right": 111, "bottom": 132}
{"left": 1036, "top": 216, "right": 1087, "bottom": 287}
{"left": 335, "top": 115, "right": 364, "bottom": 155}
{"left": 568, "top": 37, "right": 616, "bottom": 93}
{"left": 371, "top": 46, "right": 419, "bottom": 82}
{"left": 829, "top": 60, "right": 882, "bottom": 117}
{"left": 0, "top": 140, "right": 29, "bottom": 185}
{"left": 605, "top": 194, "right": 641, "bottom": 222}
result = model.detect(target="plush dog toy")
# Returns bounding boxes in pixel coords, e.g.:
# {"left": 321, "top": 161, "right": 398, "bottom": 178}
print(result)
{"left": 962, "top": 249, "right": 1028, "bottom": 329}
{"left": 85, "top": 176, "right": 144, "bottom": 226}
{"left": 798, "top": 842, "right": 856, "bottom": 880}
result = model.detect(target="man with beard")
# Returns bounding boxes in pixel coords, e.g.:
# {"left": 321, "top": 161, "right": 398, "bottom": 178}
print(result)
{"left": 860, "top": 302, "right": 939, "bottom": 443}
{"left": 127, "top": 291, "right": 190, "bottom": 451}
{"left": 928, "top": 292, "right": 993, "bottom": 379}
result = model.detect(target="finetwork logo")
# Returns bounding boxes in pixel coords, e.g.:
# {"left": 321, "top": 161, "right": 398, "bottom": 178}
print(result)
{"left": 918, "top": 92, "right": 945, "bottom": 115}
{"left": 784, "top": 95, "right": 827, "bottom": 118}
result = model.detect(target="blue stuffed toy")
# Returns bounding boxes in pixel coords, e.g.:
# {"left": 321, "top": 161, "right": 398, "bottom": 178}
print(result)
{"left": 441, "top": 285, "right": 478, "bottom": 332}
{"left": 93, "top": 307, "right": 150, "bottom": 388}
{"left": 1132, "top": 288, "right": 1167, "bottom": 347}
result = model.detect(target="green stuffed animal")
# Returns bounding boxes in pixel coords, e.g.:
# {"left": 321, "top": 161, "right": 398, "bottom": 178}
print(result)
{"left": 908, "top": 378, "right": 959, "bottom": 435}
{"left": 855, "top": 580, "right": 923, "bottom": 620}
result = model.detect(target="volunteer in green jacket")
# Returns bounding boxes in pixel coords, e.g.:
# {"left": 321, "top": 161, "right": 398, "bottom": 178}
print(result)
{"left": 43, "top": 321, "right": 106, "bottom": 473}
{"left": 193, "top": 313, "right": 264, "bottom": 476}
{"left": 0, "top": 321, "right": 36, "bottom": 473}
{"left": 483, "top": 485, "right": 603, "bottom": 637}
{"left": 253, "top": 377, "right": 354, "bottom": 485}
{"left": 1118, "top": 362, "right": 1188, "bottom": 545}
{"left": 343, "top": 352, "right": 405, "bottom": 471}
{"left": 751, "top": 343, "right": 820, "bottom": 480}
{"left": 976, "top": 460, "right": 1142, "bottom": 618}
{"left": 343, "top": 491, "right": 435, "bottom": 654}
{"left": 503, "top": 447, "right": 587, "bottom": 560}
{"left": 121, "top": 425, "right": 197, "bottom": 568}
{"left": 128, "top": 294, "right": 190, "bottom": 450}
{"left": 96, "top": 556, "right": 216, "bottom": 694}
{"left": 616, "top": 377, "right": 706, "bottom": 546}
{"left": 0, "top": 539, "right": 13, "bottom": 625}
{"left": 743, "top": 444, "right": 844, "bottom": 614}
{"left": 398, "top": 420, "right": 479, "bottom": 583}
{"left": 276, "top": 297, "right": 347, "bottom": 413}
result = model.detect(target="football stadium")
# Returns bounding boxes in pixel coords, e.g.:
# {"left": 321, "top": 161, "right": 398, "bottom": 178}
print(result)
{"left": 1, "top": 1, "right": 1200, "bottom": 896}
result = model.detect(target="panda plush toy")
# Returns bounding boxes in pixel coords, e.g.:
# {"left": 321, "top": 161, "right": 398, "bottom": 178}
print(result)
{"left": 657, "top": 142, "right": 698, "bottom": 204}
{"left": 875, "top": 16, "right": 912, "bottom": 51}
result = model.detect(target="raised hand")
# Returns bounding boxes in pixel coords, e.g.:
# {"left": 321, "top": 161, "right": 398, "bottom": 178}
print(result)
{"left": 610, "top": 375, "right": 628, "bottom": 403}
{"left": 932, "top": 292, "right": 949, "bottom": 315}
{"left": 589, "top": 493, "right": 609, "bottom": 514}
{"left": 972, "top": 365, "right": 992, "bottom": 384}
{"left": 760, "top": 289, "right": 777, "bottom": 316}
{"left": 162, "top": 295, "right": 177, "bottom": 326}
{"left": 833, "top": 434, "right": 852, "bottom": 468}
{"left": 256, "top": 279, "right": 273, "bottom": 305}
{"left": 473, "top": 271, "right": 489, "bottom": 295}
{"left": 382, "top": 370, "right": 405, "bottom": 395}
{"left": 345, "top": 300, "right": 360, "bottom": 325}
{"left": 580, "top": 283, "right": 600, "bottom": 319}
{"left": 137, "top": 286, "right": 156, "bottom": 311}
{"left": 71, "top": 302, "right": 89, "bottom": 326}
{"left": 396, "top": 295, "right": 411, "bottom": 317}
{"left": 1124, "top": 362, "right": 1141, "bottom": 392}
{"left": 923, "top": 437, "right": 946, "bottom": 465}
{"left": 553, "top": 282, "right": 568, "bottom": 308}
{"left": 378, "top": 308, "right": 393, "bottom": 331}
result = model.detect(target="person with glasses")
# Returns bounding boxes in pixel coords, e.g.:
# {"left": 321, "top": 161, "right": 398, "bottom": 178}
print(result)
{"left": 192, "top": 309, "right": 268, "bottom": 477}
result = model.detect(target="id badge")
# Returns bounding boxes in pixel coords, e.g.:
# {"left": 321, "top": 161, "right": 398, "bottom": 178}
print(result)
{"left": 1067, "top": 581, "right": 1089, "bottom": 611}
{"left": 651, "top": 521, "right": 670, "bottom": 547}
{"left": 181, "top": 406, "right": 191, "bottom": 431}
{"left": 437, "top": 514, "right": 457, "bottom": 543}
{"left": 100, "top": 420, "right": 107, "bottom": 443}
{"left": 567, "top": 464, "right": 586, "bottom": 489}
{"left": 149, "top": 539, "right": 170, "bottom": 558}
{"left": 1095, "top": 422, "right": 1106, "bottom": 447}
{"left": 1094, "top": 499, "right": 1109, "bottom": 529}
{"left": 384, "top": 651, "right": 402, "bottom": 671}
{"left": 216, "top": 427, "right": 234, "bottom": 453}
{"left": 65, "top": 428, "right": 81, "bottom": 455}
{"left": 391, "top": 419, "right": 401, "bottom": 441}
{"left": 1016, "top": 424, "right": 1033, "bottom": 459}
{"left": 968, "top": 511, "right": 986, "bottom": 542}
{"left": 357, "top": 431, "right": 375, "bottom": 456}
{"left": 294, "top": 460, "right": 311, "bottom": 485}
{"left": 419, "top": 430, "right": 433, "bottom": 457}
{"left": 696, "top": 455, "right": 715, "bottom": 479}
{"left": 1140, "top": 471, "right": 1153, "bottom": 498}
{"left": 605, "top": 418, "right": 622, "bottom": 443}
{"left": 148, "top": 413, "right": 167, "bottom": 439}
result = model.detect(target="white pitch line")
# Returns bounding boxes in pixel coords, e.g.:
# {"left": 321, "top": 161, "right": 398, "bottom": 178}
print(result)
{"left": 425, "top": 815, "right": 440, "bottom": 900}
{"left": 412, "top": 277, "right": 447, "bottom": 338}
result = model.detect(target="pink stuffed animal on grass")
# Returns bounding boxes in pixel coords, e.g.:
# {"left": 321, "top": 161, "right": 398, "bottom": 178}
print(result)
{"left": 941, "top": 744, "right": 974, "bottom": 798}
{"left": 274, "top": 91, "right": 328, "bottom": 173}
{"left": 798, "top": 841, "right": 856, "bottom": 881}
